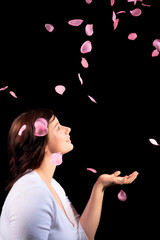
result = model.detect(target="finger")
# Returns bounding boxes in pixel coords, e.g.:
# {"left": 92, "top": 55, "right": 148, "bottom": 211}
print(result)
{"left": 126, "top": 172, "right": 139, "bottom": 184}
{"left": 113, "top": 171, "right": 121, "bottom": 177}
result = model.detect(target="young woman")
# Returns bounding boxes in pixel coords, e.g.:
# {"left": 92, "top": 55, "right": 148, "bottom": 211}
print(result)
{"left": 0, "top": 108, "right": 138, "bottom": 240}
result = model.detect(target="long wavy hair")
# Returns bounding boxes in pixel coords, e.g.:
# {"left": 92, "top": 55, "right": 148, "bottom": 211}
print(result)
{"left": 5, "top": 108, "right": 55, "bottom": 192}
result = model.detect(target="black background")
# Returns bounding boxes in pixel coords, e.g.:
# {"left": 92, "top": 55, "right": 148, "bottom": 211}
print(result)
{"left": 0, "top": 0, "right": 159, "bottom": 239}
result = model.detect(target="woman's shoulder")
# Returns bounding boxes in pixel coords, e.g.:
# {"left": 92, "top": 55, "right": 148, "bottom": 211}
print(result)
{"left": 7, "top": 171, "right": 50, "bottom": 202}
{"left": 4, "top": 171, "right": 54, "bottom": 213}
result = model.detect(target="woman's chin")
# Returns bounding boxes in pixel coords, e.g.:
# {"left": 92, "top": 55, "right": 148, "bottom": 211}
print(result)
{"left": 62, "top": 143, "right": 74, "bottom": 155}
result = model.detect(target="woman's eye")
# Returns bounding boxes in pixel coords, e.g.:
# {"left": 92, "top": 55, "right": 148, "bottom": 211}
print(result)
{"left": 57, "top": 126, "right": 61, "bottom": 131}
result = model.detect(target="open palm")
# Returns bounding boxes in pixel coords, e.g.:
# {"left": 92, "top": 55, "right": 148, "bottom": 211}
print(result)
{"left": 98, "top": 171, "right": 139, "bottom": 191}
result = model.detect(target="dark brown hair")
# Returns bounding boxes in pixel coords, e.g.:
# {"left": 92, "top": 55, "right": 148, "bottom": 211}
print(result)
{"left": 5, "top": 108, "right": 55, "bottom": 192}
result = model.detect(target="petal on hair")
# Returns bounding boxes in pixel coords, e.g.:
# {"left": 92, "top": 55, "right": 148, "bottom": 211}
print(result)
{"left": 34, "top": 118, "right": 48, "bottom": 137}
{"left": 80, "top": 40, "right": 92, "bottom": 54}
{"left": 18, "top": 125, "right": 26, "bottom": 136}
{"left": 85, "top": 24, "right": 94, "bottom": 36}
{"left": 128, "top": 32, "right": 137, "bottom": 40}
{"left": 50, "top": 152, "right": 63, "bottom": 166}
{"left": 55, "top": 85, "right": 66, "bottom": 95}
{"left": 117, "top": 190, "right": 127, "bottom": 201}
{"left": 81, "top": 57, "right": 89, "bottom": 68}
{"left": 45, "top": 24, "right": 54, "bottom": 32}
{"left": 88, "top": 95, "right": 97, "bottom": 103}
{"left": 78, "top": 73, "right": 83, "bottom": 85}
{"left": 149, "top": 138, "right": 160, "bottom": 146}
{"left": 87, "top": 168, "right": 97, "bottom": 173}
{"left": 68, "top": 19, "right": 84, "bottom": 26}
{"left": 9, "top": 91, "right": 17, "bottom": 98}
{"left": 130, "top": 8, "right": 142, "bottom": 17}
{"left": 0, "top": 86, "right": 8, "bottom": 91}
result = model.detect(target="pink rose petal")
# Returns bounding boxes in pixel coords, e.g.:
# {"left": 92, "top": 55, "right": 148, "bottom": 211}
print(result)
{"left": 152, "top": 49, "right": 159, "bottom": 57}
{"left": 18, "top": 125, "right": 26, "bottom": 136}
{"left": 141, "top": 3, "right": 151, "bottom": 7}
{"left": 87, "top": 168, "right": 97, "bottom": 173}
{"left": 78, "top": 73, "right": 83, "bottom": 85}
{"left": 55, "top": 85, "right": 66, "bottom": 95}
{"left": 0, "top": 86, "right": 8, "bottom": 91}
{"left": 113, "top": 18, "right": 119, "bottom": 30}
{"left": 85, "top": 24, "right": 94, "bottom": 36}
{"left": 45, "top": 24, "right": 54, "bottom": 32}
{"left": 88, "top": 95, "right": 97, "bottom": 103}
{"left": 68, "top": 19, "right": 84, "bottom": 26}
{"left": 110, "top": 0, "right": 115, "bottom": 6}
{"left": 81, "top": 57, "right": 89, "bottom": 68}
{"left": 80, "top": 40, "right": 92, "bottom": 54}
{"left": 85, "top": 0, "right": 92, "bottom": 4}
{"left": 112, "top": 11, "right": 117, "bottom": 22}
{"left": 117, "top": 190, "right": 127, "bottom": 201}
{"left": 128, "top": 0, "right": 143, "bottom": 4}
{"left": 149, "top": 138, "right": 160, "bottom": 146}
{"left": 153, "top": 39, "right": 160, "bottom": 52}
{"left": 130, "top": 8, "right": 142, "bottom": 17}
{"left": 128, "top": 32, "right": 137, "bottom": 40}
{"left": 34, "top": 118, "right": 48, "bottom": 137}
{"left": 116, "top": 11, "right": 126, "bottom": 14}
{"left": 9, "top": 91, "right": 17, "bottom": 98}
{"left": 50, "top": 152, "right": 63, "bottom": 166}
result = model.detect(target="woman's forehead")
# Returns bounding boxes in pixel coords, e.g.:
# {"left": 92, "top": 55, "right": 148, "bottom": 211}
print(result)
{"left": 49, "top": 116, "right": 59, "bottom": 128}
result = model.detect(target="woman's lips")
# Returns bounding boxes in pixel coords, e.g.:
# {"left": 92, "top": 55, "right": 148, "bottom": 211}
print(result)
{"left": 66, "top": 136, "right": 71, "bottom": 142}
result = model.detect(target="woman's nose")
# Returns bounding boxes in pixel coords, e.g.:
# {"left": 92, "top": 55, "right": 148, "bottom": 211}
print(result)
{"left": 65, "top": 127, "right": 71, "bottom": 134}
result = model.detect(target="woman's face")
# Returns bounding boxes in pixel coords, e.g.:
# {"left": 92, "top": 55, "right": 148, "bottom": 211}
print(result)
{"left": 45, "top": 116, "right": 74, "bottom": 155}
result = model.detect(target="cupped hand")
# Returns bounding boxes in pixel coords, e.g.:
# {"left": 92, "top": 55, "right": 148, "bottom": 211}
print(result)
{"left": 97, "top": 171, "right": 139, "bottom": 191}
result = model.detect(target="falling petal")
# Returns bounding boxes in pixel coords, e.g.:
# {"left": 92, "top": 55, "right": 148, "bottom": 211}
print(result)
{"left": 117, "top": 190, "right": 127, "bottom": 201}
{"left": 128, "top": 0, "right": 143, "bottom": 4}
{"left": 80, "top": 40, "right": 92, "bottom": 54}
{"left": 68, "top": 19, "right": 84, "bottom": 26}
{"left": 0, "top": 86, "right": 8, "bottom": 91}
{"left": 110, "top": 0, "right": 115, "bottom": 6}
{"left": 127, "top": 0, "right": 137, "bottom": 4}
{"left": 128, "top": 32, "right": 137, "bottom": 40}
{"left": 81, "top": 57, "right": 89, "bottom": 68}
{"left": 34, "top": 118, "right": 48, "bottom": 137}
{"left": 55, "top": 85, "right": 66, "bottom": 95}
{"left": 141, "top": 3, "right": 151, "bottom": 7}
{"left": 112, "top": 11, "right": 117, "bottom": 22}
{"left": 78, "top": 73, "right": 83, "bottom": 85}
{"left": 88, "top": 95, "right": 97, "bottom": 103}
{"left": 9, "top": 91, "right": 17, "bottom": 98}
{"left": 50, "top": 152, "right": 63, "bottom": 166}
{"left": 153, "top": 39, "right": 160, "bottom": 52}
{"left": 87, "top": 168, "right": 97, "bottom": 173}
{"left": 116, "top": 11, "right": 126, "bottom": 14}
{"left": 85, "top": 0, "right": 92, "bottom": 4}
{"left": 130, "top": 8, "right": 142, "bottom": 17}
{"left": 149, "top": 138, "right": 160, "bottom": 146}
{"left": 18, "top": 125, "right": 26, "bottom": 136}
{"left": 45, "top": 24, "right": 54, "bottom": 32}
{"left": 113, "top": 18, "right": 119, "bottom": 30}
{"left": 85, "top": 24, "right": 94, "bottom": 36}
{"left": 152, "top": 49, "right": 159, "bottom": 57}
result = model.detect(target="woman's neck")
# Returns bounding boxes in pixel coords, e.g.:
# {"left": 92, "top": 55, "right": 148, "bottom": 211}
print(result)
{"left": 35, "top": 154, "right": 56, "bottom": 186}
